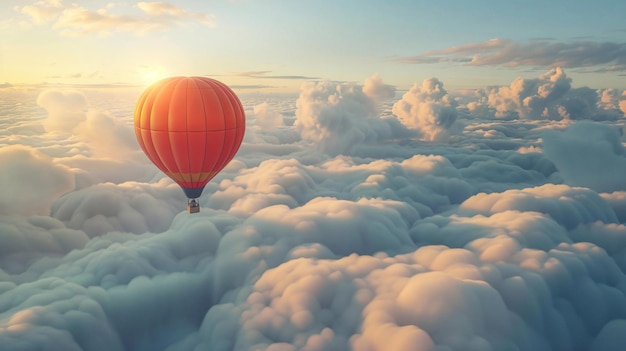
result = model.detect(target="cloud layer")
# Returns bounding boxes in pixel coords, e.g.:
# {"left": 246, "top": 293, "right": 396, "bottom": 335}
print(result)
{"left": 1, "top": 71, "right": 626, "bottom": 351}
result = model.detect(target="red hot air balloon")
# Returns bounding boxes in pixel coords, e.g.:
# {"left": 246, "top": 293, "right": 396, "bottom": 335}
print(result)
{"left": 134, "top": 77, "right": 245, "bottom": 213}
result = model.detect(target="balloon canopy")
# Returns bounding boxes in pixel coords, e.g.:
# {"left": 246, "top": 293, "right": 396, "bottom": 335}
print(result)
{"left": 134, "top": 77, "right": 245, "bottom": 209}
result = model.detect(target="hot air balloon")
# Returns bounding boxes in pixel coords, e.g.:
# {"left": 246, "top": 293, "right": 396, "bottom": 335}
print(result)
{"left": 134, "top": 77, "right": 245, "bottom": 213}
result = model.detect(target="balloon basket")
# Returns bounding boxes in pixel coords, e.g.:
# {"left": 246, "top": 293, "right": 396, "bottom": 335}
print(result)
{"left": 187, "top": 199, "right": 200, "bottom": 214}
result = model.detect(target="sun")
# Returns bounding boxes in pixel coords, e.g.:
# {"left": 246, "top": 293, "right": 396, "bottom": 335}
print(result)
{"left": 138, "top": 65, "right": 168, "bottom": 86}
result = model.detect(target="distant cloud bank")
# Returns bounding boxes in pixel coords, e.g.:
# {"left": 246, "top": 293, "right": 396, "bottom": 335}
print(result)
{"left": 399, "top": 38, "right": 626, "bottom": 72}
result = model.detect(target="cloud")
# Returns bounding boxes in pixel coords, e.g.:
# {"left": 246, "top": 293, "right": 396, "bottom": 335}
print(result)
{"left": 294, "top": 76, "right": 410, "bottom": 155}
{"left": 36, "top": 89, "right": 138, "bottom": 158}
{"left": 228, "top": 84, "right": 276, "bottom": 90}
{"left": 251, "top": 102, "right": 284, "bottom": 130}
{"left": 467, "top": 67, "right": 624, "bottom": 120}
{"left": 50, "top": 180, "right": 182, "bottom": 237}
{"left": 236, "top": 71, "right": 321, "bottom": 80}
{"left": 392, "top": 78, "right": 460, "bottom": 141}
{"left": 362, "top": 73, "right": 396, "bottom": 102}
{"left": 0, "top": 145, "right": 74, "bottom": 216}
{"left": 398, "top": 38, "right": 626, "bottom": 71}
{"left": 15, "top": 0, "right": 64, "bottom": 25}
{"left": 208, "top": 154, "right": 473, "bottom": 221}
{"left": 0, "top": 216, "right": 88, "bottom": 274}
{"left": 542, "top": 121, "right": 626, "bottom": 192}
{"left": 15, "top": 0, "right": 215, "bottom": 36}
{"left": 37, "top": 89, "right": 88, "bottom": 133}
{"left": 458, "top": 183, "right": 618, "bottom": 230}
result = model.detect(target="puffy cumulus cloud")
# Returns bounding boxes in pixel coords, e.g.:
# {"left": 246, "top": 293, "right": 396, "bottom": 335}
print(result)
{"left": 362, "top": 73, "right": 396, "bottom": 102}
{"left": 208, "top": 155, "right": 473, "bottom": 218}
{"left": 183, "top": 206, "right": 626, "bottom": 351}
{"left": 467, "top": 68, "right": 623, "bottom": 120}
{"left": 392, "top": 77, "right": 459, "bottom": 141}
{"left": 542, "top": 121, "right": 626, "bottom": 192}
{"left": 55, "top": 154, "right": 157, "bottom": 187}
{"left": 239, "top": 196, "right": 417, "bottom": 257}
{"left": 294, "top": 76, "right": 409, "bottom": 155}
{"left": 0, "top": 145, "right": 74, "bottom": 216}
{"left": 36, "top": 89, "right": 138, "bottom": 160}
{"left": 37, "top": 89, "right": 88, "bottom": 133}
{"left": 458, "top": 184, "right": 618, "bottom": 230}
{"left": 1, "top": 89, "right": 151, "bottom": 191}
{"left": 50, "top": 179, "right": 183, "bottom": 237}
{"left": 251, "top": 102, "right": 285, "bottom": 130}
{"left": 15, "top": 0, "right": 215, "bottom": 36}
{"left": 602, "top": 192, "right": 626, "bottom": 224}
{"left": 598, "top": 89, "right": 623, "bottom": 110}
{"left": 480, "top": 67, "right": 570, "bottom": 119}
{"left": 0, "top": 211, "right": 239, "bottom": 351}
{"left": 0, "top": 216, "right": 87, "bottom": 274}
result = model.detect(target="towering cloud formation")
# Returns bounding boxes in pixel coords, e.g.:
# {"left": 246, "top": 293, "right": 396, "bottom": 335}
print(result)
{"left": 362, "top": 73, "right": 396, "bottom": 102}
{"left": 392, "top": 78, "right": 459, "bottom": 141}
{"left": 294, "top": 75, "right": 408, "bottom": 155}
{"left": 468, "top": 68, "right": 624, "bottom": 120}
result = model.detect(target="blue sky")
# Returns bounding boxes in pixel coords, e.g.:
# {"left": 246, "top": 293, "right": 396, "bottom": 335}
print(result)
{"left": 2, "top": 0, "right": 626, "bottom": 91}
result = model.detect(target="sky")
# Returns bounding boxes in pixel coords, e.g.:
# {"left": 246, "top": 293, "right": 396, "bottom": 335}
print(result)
{"left": 2, "top": 0, "right": 626, "bottom": 91}
{"left": 4, "top": 1, "right": 626, "bottom": 351}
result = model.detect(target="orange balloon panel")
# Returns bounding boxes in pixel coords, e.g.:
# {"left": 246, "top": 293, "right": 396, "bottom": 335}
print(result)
{"left": 134, "top": 77, "right": 245, "bottom": 198}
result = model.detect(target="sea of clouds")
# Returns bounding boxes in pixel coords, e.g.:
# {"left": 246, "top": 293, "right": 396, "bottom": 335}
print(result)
{"left": 2, "top": 68, "right": 626, "bottom": 351}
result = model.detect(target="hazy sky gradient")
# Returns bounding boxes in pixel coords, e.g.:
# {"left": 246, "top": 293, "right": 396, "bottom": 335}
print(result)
{"left": 2, "top": 0, "right": 626, "bottom": 91}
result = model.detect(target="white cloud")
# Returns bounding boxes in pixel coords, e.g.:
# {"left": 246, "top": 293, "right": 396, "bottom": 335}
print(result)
{"left": 15, "top": 0, "right": 215, "bottom": 36}
{"left": 467, "top": 68, "right": 624, "bottom": 120}
{"left": 252, "top": 102, "right": 284, "bottom": 130}
{"left": 37, "top": 89, "right": 88, "bottom": 133}
{"left": 294, "top": 76, "right": 409, "bottom": 155}
{"left": 542, "top": 121, "right": 626, "bottom": 192}
{"left": 362, "top": 73, "right": 396, "bottom": 102}
{"left": 392, "top": 77, "right": 459, "bottom": 141}
{"left": 0, "top": 145, "right": 74, "bottom": 216}
{"left": 37, "top": 89, "right": 139, "bottom": 160}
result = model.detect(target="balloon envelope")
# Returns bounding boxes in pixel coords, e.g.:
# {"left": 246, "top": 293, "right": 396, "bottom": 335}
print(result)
{"left": 134, "top": 77, "right": 245, "bottom": 199}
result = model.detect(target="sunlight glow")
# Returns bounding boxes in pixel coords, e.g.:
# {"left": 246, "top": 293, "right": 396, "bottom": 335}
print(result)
{"left": 139, "top": 65, "right": 168, "bottom": 86}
